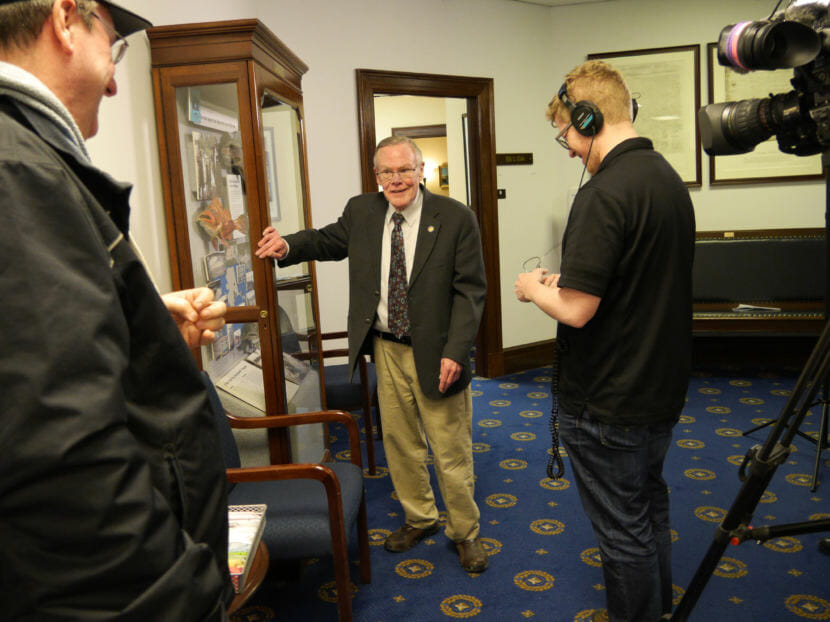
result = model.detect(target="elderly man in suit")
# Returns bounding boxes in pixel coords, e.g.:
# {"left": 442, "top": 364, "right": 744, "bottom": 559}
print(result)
{"left": 256, "top": 135, "right": 488, "bottom": 572}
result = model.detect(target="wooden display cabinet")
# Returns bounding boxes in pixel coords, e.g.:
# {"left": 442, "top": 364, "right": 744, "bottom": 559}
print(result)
{"left": 148, "top": 19, "right": 325, "bottom": 464}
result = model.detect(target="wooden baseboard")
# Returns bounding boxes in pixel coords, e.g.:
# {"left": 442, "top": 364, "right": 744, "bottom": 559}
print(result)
{"left": 501, "top": 339, "right": 555, "bottom": 375}
{"left": 496, "top": 333, "right": 816, "bottom": 378}
{"left": 498, "top": 334, "right": 818, "bottom": 376}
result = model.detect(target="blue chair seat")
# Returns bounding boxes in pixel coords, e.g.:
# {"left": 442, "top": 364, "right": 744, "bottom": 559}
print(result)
{"left": 228, "top": 462, "right": 364, "bottom": 559}
{"left": 201, "top": 371, "right": 370, "bottom": 621}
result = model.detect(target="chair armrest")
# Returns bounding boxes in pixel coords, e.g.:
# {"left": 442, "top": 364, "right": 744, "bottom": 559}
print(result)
{"left": 226, "top": 410, "right": 363, "bottom": 469}
{"left": 322, "top": 331, "right": 348, "bottom": 340}
{"left": 322, "top": 347, "right": 349, "bottom": 358}
{"left": 321, "top": 332, "right": 349, "bottom": 358}
{"left": 226, "top": 462, "right": 337, "bottom": 485}
{"left": 226, "top": 463, "right": 347, "bottom": 547}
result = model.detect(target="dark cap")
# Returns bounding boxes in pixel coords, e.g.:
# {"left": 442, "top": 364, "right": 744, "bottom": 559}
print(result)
{"left": 97, "top": 1, "right": 152, "bottom": 35}
{"left": 0, "top": 1, "right": 152, "bottom": 37}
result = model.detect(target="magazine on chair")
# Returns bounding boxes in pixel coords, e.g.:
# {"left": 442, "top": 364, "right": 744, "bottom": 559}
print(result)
{"left": 228, "top": 504, "right": 266, "bottom": 592}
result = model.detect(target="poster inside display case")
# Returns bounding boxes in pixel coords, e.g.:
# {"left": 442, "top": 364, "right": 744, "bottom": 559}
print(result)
{"left": 177, "top": 86, "right": 253, "bottom": 296}
{"left": 175, "top": 84, "right": 265, "bottom": 410}
{"left": 174, "top": 84, "right": 323, "bottom": 421}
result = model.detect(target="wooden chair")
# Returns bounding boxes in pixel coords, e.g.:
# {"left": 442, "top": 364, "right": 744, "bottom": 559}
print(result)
{"left": 202, "top": 374, "right": 371, "bottom": 622}
{"left": 320, "top": 331, "right": 381, "bottom": 475}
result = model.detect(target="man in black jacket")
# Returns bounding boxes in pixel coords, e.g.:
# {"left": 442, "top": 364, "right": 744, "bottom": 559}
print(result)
{"left": 0, "top": 1, "right": 233, "bottom": 619}
{"left": 256, "top": 136, "right": 489, "bottom": 572}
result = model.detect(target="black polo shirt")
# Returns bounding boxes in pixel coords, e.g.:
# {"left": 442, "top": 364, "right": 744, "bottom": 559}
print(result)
{"left": 557, "top": 137, "right": 695, "bottom": 425}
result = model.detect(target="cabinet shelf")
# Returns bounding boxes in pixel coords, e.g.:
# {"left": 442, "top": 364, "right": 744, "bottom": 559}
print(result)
{"left": 275, "top": 275, "right": 312, "bottom": 291}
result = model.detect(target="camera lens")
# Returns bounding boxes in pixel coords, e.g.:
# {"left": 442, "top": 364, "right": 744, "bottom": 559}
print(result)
{"left": 699, "top": 100, "right": 774, "bottom": 155}
{"left": 717, "top": 20, "right": 820, "bottom": 71}
{"left": 698, "top": 90, "right": 808, "bottom": 156}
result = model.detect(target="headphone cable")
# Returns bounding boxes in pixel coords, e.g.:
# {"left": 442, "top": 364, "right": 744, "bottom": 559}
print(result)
{"left": 547, "top": 344, "right": 565, "bottom": 480}
{"left": 548, "top": 133, "right": 596, "bottom": 480}
{"left": 576, "top": 135, "right": 595, "bottom": 190}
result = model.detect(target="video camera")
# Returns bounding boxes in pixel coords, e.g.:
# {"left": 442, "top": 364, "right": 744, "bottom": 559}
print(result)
{"left": 699, "top": 0, "right": 830, "bottom": 157}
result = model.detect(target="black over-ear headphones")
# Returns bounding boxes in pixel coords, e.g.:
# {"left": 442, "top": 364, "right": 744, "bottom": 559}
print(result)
{"left": 558, "top": 83, "right": 602, "bottom": 137}
{"left": 557, "top": 83, "right": 639, "bottom": 137}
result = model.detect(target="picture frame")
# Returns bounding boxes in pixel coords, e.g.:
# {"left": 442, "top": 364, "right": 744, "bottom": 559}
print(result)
{"left": 262, "top": 126, "right": 281, "bottom": 222}
{"left": 203, "top": 251, "right": 227, "bottom": 282}
{"left": 705, "top": 42, "right": 823, "bottom": 185}
{"left": 439, "top": 162, "right": 449, "bottom": 188}
{"left": 588, "top": 44, "right": 702, "bottom": 187}
{"left": 190, "top": 130, "right": 221, "bottom": 201}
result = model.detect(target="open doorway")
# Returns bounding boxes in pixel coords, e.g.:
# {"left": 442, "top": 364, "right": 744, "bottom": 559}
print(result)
{"left": 393, "top": 123, "right": 450, "bottom": 198}
{"left": 356, "top": 69, "right": 504, "bottom": 378}
{"left": 376, "top": 96, "right": 466, "bottom": 204}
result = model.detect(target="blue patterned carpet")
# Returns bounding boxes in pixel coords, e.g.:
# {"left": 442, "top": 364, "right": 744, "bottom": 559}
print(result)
{"left": 230, "top": 367, "right": 830, "bottom": 622}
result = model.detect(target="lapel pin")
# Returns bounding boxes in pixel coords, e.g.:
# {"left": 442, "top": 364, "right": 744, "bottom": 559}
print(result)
{"left": 428, "top": 225, "right": 435, "bottom": 233}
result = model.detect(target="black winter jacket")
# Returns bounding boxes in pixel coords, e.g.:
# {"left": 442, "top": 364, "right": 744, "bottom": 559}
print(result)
{"left": 0, "top": 97, "right": 232, "bottom": 620}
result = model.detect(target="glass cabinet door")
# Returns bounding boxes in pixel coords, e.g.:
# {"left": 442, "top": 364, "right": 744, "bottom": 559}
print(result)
{"left": 260, "top": 91, "right": 322, "bottom": 418}
{"left": 171, "top": 82, "right": 270, "bottom": 415}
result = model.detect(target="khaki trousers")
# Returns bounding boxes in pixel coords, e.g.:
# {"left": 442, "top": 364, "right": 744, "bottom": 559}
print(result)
{"left": 373, "top": 336, "right": 480, "bottom": 542}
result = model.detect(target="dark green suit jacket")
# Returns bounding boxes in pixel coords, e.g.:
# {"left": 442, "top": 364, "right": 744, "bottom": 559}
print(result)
{"left": 280, "top": 187, "right": 486, "bottom": 400}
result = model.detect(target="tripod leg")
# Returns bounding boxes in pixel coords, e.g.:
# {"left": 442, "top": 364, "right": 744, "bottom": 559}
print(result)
{"left": 811, "top": 402, "right": 829, "bottom": 491}
{"left": 672, "top": 316, "right": 830, "bottom": 621}
{"left": 743, "top": 417, "right": 778, "bottom": 436}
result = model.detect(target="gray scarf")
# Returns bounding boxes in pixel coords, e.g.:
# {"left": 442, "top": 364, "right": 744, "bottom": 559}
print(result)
{"left": 0, "top": 60, "right": 90, "bottom": 162}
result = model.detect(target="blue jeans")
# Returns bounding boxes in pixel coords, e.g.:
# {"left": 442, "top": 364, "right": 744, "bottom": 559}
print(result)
{"left": 559, "top": 409, "right": 676, "bottom": 622}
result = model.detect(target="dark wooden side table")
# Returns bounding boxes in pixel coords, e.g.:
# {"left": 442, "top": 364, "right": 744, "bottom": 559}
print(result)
{"left": 228, "top": 541, "right": 269, "bottom": 615}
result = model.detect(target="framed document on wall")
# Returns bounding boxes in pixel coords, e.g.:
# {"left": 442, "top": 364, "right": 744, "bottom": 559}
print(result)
{"left": 588, "top": 45, "right": 701, "bottom": 187}
{"left": 705, "top": 42, "right": 823, "bottom": 185}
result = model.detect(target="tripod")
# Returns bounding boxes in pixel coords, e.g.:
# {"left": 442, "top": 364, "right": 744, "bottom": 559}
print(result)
{"left": 742, "top": 377, "right": 829, "bottom": 492}
{"left": 742, "top": 158, "right": 830, "bottom": 491}
{"left": 670, "top": 309, "right": 830, "bottom": 621}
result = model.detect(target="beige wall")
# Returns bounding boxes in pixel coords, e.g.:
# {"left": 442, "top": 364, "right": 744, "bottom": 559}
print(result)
{"left": 88, "top": 0, "right": 823, "bottom": 355}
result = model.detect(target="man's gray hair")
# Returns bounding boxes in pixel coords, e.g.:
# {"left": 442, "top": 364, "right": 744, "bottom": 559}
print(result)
{"left": 0, "top": 0, "right": 96, "bottom": 53}
{"left": 374, "top": 135, "right": 423, "bottom": 168}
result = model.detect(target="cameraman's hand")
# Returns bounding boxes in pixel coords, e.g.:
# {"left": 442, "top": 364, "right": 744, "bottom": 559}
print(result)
{"left": 514, "top": 268, "right": 548, "bottom": 302}
{"left": 542, "top": 273, "right": 560, "bottom": 288}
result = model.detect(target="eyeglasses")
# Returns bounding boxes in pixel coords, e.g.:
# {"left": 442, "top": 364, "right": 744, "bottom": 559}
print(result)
{"left": 376, "top": 167, "right": 418, "bottom": 183}
{"left": 91, "top": 12, "right": 128, "bottom": 65}
{"left": 554, "top": 122, "right": 572, "bottom": 151}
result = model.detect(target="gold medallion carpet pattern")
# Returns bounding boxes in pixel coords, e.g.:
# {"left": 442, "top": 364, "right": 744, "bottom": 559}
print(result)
{"left": 231, "top": 368, "right": 829, "bottom": 621}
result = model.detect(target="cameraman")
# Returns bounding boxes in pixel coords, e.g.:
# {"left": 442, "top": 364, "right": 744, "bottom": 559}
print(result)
{"left": 515, "top": 60, "right": 695, "bottom": 622}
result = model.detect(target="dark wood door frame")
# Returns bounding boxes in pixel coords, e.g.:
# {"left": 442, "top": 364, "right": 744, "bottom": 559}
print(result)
{"left": 392, "top": 124, "right": 447, "bottom": 138}
{"left": 356, "top": 69, "right": 504, "bottom": 378}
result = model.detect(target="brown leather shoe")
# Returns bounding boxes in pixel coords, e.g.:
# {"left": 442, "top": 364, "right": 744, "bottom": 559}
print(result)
{"left": 456, "top": 536, "right": 488, "bottom": 572}
{"left": 384, "top": 523, "right": 439, "bottom": 552}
